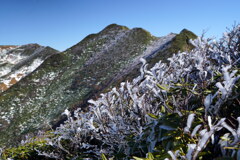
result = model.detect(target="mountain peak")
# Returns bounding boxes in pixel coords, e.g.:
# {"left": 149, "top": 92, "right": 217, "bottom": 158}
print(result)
{"left": 167, "top": 28, "right": 197, "bottom": 53}
{"left": 179, "top": 28, "right": 197, "bottom": 39}
{"left": 102, "top": 23, "right": 129, "bottom": 32}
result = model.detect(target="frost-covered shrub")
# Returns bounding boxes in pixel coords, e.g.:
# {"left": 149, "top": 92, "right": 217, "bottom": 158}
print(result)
{"left": 37, "top": 24, "right": 240, "bottom": 160}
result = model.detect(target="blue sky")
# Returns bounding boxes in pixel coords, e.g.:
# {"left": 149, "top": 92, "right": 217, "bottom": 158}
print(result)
{"left": 1, "top": 0, "right": 239, "bottom": 51}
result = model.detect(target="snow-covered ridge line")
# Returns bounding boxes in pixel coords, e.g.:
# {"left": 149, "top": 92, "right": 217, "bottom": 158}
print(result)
{"left": 0, "top": 45, "right": 19, "bottom": 55}
{"left": 0, "top": 45, "right": 47, "bottom": 92}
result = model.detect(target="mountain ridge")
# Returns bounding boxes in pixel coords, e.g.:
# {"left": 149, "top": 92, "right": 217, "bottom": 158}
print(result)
{"left": 0, "top": 44, "right": 59, "bottom": 92}
{"left": 0, "top": 24, "right": 197, "bottom": 146}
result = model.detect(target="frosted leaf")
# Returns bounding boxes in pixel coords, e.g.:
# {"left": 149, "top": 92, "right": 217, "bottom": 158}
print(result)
{"left": 222, "top": 65, "right": 231, "bottom": 82}
{"left": 77, "top": 127, "right": 82, "bottom": 133}
{"left": 140, "top": 58, "right": 146, "bottom": 65}
{"left": 191, "top": 124, "right": 202, "bottom": 137}
{"left": 62, "top": 109, "right": 70, "bottom": 117}
{"left": 221, "top": 121, "right": 238, "bottom": 145}
{"left": 216, "top": 82, "right": 227, "bottom": 99}
{"left": 159, "top": 125, "right": 175, "bottom": 130}
{"left": 167, "top": 57, "right": 173, "bottom": 63}
{"left": 198, "top": 131, "right": 212, "bottom": 151}
{"left": 223, "top": 32, "right": 229, "bottom": 40}
{"left": 186, "top": 144, "right": 196, "bottom": 160}
{"left": 87, "top": 118, "right": 96, "bottom": 130}
{"left": 82, "top": 143, "right": 93, "bottom": 149}
{"left": 208, "top": 116, "right": 212, "bottom": 129}
{"left": 139, "top": 58, "right": 147, "bottom": 79}
{"left": 230, "top": 70, "right": 238, "bottom": 78}
{"left": 199, "top": 129, "right": 207, "bottom": 137}
{"left": 184, "top": 113, "right": 195, "bottom": 133}
{"left": 167, "top": 151, "right": 177, "bottom": 160}
{"left": 237, "top": 117, "right": 240, "bottom": 136}
{"left": 204, "top": 94, "right": 212, "bottom": 109}
{"left": 88, "top": 99, "right": 98, "bottom": 106}
{"left": 102, "top": 109, "right": 113, "bottom": 120}
{"left": 208, "top": 116, "right": 214, "bottom": 144}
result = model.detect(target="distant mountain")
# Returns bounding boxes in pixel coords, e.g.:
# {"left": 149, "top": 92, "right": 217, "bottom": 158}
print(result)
{"left": 0, "top": 45, "right": 18, "bottom": 50}
{"left": 0, "top": 44, "right": 59, "bottom": 92}
{"left": 0, "top": 24, "right": 196, "bottom": 146}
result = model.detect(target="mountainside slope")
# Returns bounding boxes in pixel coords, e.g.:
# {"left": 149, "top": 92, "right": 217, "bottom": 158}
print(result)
{"left": 0, "top": 24, "right": 196, "bottom": 146}
{"left": 0, "top": 44, "right": 59, "bottom": 92}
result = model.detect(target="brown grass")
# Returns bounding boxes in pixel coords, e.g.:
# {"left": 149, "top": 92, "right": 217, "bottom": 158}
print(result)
{"left": 9, "top": 78, "right": 17, "bottom": 85}
{"left": 0, "top": 45, "right": 17, "bottom": 49}
{"left": 0, "top": 83, "right": 8, "bottom": 92}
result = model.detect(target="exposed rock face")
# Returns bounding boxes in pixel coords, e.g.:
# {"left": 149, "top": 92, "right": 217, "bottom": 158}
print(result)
{"left": 0, "top": 24, "right": 196, "bottom": 146}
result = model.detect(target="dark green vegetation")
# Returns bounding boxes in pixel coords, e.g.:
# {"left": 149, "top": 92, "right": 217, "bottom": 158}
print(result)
{"left": 1, "top": 137, "right": 49, "bottom": 160}
{"left": 146, "top": 29, "right": 197, "bottom": 68}
{"left": 0, "top": 24, "right": 197, "bottom": 147}
{"left": 168, "top": 29, "right": 197, "bottom": 53}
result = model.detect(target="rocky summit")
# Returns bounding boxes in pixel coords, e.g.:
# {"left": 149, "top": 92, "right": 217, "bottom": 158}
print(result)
{"left": 0, "top": 24, "right": 196, "bottom": 146}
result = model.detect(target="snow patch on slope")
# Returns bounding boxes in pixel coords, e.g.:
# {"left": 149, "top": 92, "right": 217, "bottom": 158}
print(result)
{"left": 0, "top": 46, "right": 45, "bottom": 92}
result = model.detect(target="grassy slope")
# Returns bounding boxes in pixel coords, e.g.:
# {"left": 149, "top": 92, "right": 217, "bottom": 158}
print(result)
{"left": 168, "top": 29, "right": 197, "bottom": 53}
